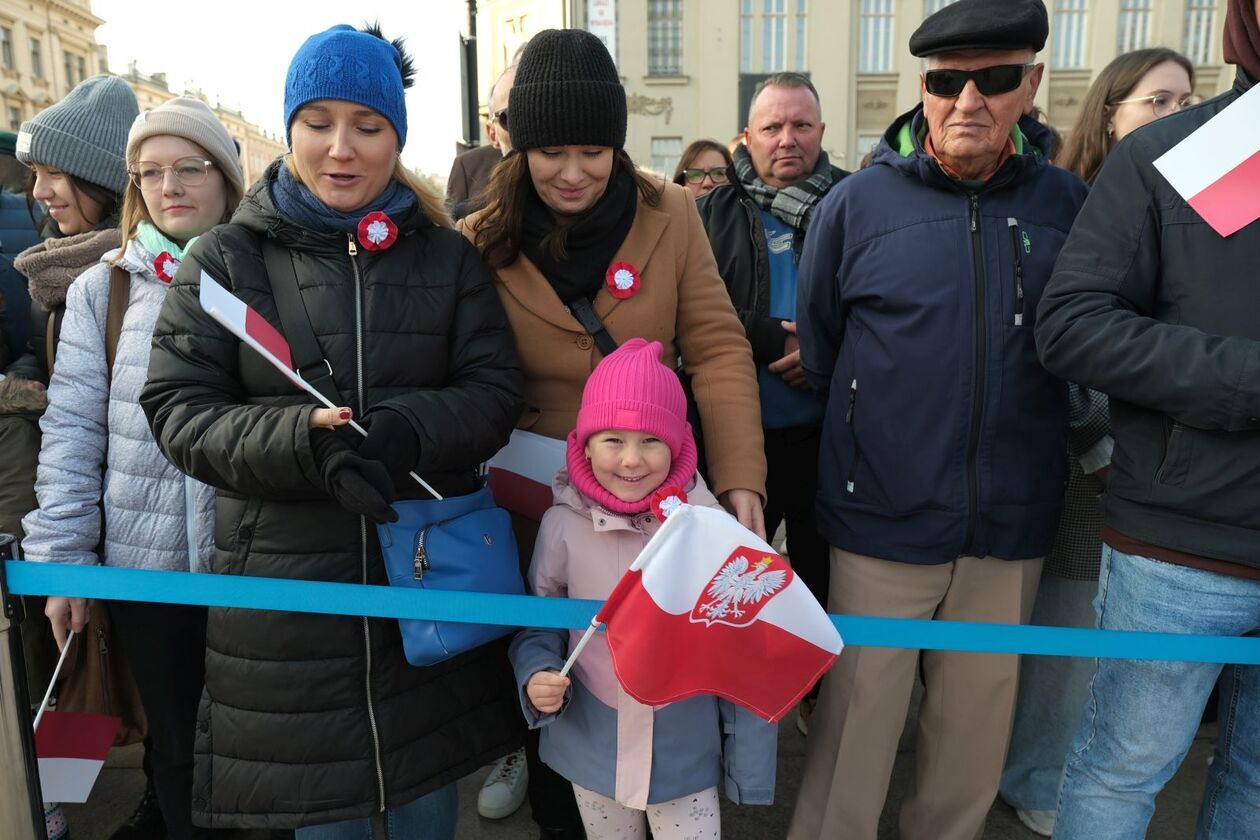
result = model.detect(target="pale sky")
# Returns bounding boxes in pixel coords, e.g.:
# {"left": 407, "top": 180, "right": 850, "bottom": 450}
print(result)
{"left": 92, "top": 0, "right": 468, "bottom": 177}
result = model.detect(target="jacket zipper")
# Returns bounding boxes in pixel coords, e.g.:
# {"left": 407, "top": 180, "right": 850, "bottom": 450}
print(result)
{"left": 743, "top": 198, "right": 768, "bottom": 316}
{"left": 1155, "top": 421, "right": 1185, "bottom": 484}
{"left": 349, "top": 233, "right": 387, "bottom": 812}
{"left": 96, "top": 624, "right": 113, "bottom": 714}
{"left": 1007, "top": 218, "right": 1025, "bottom": 326}
{"left": 845, "top": 378, "right": 862, "bottom": 492}
{"left": 963, "top": 195, "right": 987, "bottom": 555}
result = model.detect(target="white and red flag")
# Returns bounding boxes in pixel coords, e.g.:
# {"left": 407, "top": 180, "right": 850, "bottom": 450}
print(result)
{"left": 486, "top": 430, "right": 566, "bottom": 521}
{"left": 595, "top": 502, "right": 842, "bottom": 723}
{"left": 35, "top": 710, "right": 118, "bottom": 803}
{"left": 1154, "top": 84, "right": 1260, "bottom": 237}
{"left": 199, "top": 270, "right": 295, "bottom": 372}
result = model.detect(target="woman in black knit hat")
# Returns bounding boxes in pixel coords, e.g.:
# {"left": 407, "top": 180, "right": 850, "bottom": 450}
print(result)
{"left": 462, "top": 27, "right": 769, "bottom": 840}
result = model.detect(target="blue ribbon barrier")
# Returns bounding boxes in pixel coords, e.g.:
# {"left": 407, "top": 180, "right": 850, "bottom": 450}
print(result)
{"left": 7, "top": 560, "right": 1260, "bottom": 665}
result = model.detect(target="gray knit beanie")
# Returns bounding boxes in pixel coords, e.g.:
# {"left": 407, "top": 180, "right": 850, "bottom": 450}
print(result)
{"left": 16, "top": 75, "right": 138, "bottom": 195}
{"left": 127, "top": 97, "right": 244, "bottom": 193}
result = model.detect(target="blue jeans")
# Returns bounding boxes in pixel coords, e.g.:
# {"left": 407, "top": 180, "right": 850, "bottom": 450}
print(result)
{"left": 999, "top": 574, "right": 1099, "bottom": 811}
{"left": 294, "top": 783, "right": 458, "bottom": 840}
{"left": 1054, "top": 546, "right": 1260, "bottom": 839}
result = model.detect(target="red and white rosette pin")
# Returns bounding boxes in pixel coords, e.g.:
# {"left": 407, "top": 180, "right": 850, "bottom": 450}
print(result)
{"left": 357, "top": 211, "right": 398, "bottom": 251}
{"left": 605, "top": 261, "right": 641, "bottom": 299}
{"left": 650, "top": 485, "right": 688, "bottom": 521}
{"left": 153, "top": 251, "right": 180, "bottom": 284}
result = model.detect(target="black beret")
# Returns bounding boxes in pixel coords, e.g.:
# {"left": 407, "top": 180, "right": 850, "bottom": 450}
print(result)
{"left": 910, "top": 0, "right": 1048, "bottom": 57}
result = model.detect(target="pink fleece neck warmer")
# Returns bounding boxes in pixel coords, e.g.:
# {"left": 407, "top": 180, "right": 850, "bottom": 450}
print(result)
{"left": 566, "top": 337, "right": 699, "bottom": 514}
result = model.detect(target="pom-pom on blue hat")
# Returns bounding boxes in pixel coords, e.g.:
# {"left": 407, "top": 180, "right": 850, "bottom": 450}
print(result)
{"left": 284, "top": 24, "right": 409, "bottom": 147}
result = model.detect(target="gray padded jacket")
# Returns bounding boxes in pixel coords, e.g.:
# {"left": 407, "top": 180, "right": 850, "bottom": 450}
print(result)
{"left": 22, "top": 239, "right": 213, "bottom": 571}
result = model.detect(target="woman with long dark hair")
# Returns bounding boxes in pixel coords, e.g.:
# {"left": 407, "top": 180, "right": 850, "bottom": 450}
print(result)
{"left": 463, "top": 28, "right": 766, "bottom": 840}
{"left": 999, "top": 46, "right": 1197, "bottom": 839}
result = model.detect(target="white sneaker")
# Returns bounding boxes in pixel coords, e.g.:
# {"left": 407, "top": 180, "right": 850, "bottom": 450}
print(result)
{"left": 1015, "top": 807, "right": 1055, "bottom": 837}
{"left": 477, "top": 747, "right": 528, "bottom": 819}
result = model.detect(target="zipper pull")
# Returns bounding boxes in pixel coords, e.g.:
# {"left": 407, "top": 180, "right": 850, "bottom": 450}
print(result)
{"left": 969, "top": 195, "right": 979, "bottom": 233}
{"left": 845, "top": 378, "right": 858, "bottom": 424}
{"left": 1007, "top": 218, "right": 1025, "bottom": 326}
{"left": 413, "top": 527, "right": 430, "bottom": 580}
{"left": 347, "top": 233, "right": 358, "bottom": 256}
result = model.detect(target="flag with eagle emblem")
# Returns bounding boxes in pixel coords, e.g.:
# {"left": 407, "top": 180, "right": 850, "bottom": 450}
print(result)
{"left": 595, "top": 501, "right": 843, "bottom": 722}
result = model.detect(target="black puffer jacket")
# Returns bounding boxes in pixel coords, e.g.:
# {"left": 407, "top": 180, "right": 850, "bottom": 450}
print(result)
{"left": 1037, "top": 69, "right": 1260, "bottom": 569}
{"left": 695, "top": 164, "right": 847, "bottom": 365}
{"left": 141, "top": 162, "right": 526, "bottom": 829}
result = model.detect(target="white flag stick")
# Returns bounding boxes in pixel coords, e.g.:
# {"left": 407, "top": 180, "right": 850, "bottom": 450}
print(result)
{"left": 202, "top": 281, "right": 442, "bottom": 500}
{"left": 33, "top": 629, "right": 75, "bottom": 732}
{"left": 559, "top": 617, "right": 601, "bottom": 678}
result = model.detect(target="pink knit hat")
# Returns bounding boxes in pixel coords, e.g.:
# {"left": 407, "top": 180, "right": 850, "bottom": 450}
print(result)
{"left": 567, "top": 338, "right": 699, "bottom": 514}
{"left": 575, "top": 338, "right": 687, "bottom": 457}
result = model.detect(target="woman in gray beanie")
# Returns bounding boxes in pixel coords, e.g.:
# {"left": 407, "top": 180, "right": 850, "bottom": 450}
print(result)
{"left": 23, "top": 95, "right": 244, "bottom": 840}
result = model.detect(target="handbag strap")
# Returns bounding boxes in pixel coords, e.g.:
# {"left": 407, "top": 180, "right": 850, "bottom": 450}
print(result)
{"left": 261, "top": 239, "right": 344, "bottom": 405}
{"left": 105, "top": 265, "right": 130, "bottom": 383}
{"left": 566, "top": 296, "right": 619, "bottom": 356}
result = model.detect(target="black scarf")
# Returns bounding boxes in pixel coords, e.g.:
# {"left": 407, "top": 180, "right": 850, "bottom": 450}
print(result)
{"left": 520, "top": 169, "right": 638, "bottom": 305}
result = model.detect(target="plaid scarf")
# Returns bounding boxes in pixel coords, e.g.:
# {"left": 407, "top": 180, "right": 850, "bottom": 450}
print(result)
{"left": 732, "top": 143, "right": 835, "bottom": 232}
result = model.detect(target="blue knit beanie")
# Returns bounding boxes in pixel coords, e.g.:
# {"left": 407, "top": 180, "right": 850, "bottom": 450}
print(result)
{"left": 284, "top": 24, "right": 408, "bottom": 147}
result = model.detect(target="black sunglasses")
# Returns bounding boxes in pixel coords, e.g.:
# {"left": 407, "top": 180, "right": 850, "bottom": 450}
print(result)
{"left": 492, "top": 109, "right": 508, "bottom": 130}
{"left": 924, "top": 64, "right": 1033, "bottom": 98}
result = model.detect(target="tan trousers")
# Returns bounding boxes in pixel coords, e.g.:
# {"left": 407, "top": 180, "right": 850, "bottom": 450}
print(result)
{"left": 788, "top": 548, "right": 1043, "bottom": 840}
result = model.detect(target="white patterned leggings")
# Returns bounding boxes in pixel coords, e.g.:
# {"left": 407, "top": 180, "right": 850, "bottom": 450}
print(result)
{"left": 572, "top": 783, "right": 721, "bottom": 839}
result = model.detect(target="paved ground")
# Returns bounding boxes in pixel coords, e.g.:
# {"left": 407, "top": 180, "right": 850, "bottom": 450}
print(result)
{"left": 65, "top": 695, "right": 1215, "bottom": 839}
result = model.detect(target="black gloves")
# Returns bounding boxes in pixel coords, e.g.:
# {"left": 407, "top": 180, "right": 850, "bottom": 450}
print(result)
{"left": 359, "top": 409, "right": 420, "bottom": 482}
{"left": 310, "top": 427, "right": 398, "bottom": 524}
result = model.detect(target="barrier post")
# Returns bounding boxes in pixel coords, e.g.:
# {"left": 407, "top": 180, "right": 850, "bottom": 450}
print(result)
{"left": 0, "top": 534, "right": 46, "bottom": 839}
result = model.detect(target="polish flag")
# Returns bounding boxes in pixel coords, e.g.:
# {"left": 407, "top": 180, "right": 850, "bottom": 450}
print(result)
{"left": 199, "top": 270, "right": 296, "bottom": 374}
{"left": 35, "top": 710, "right": 118, "bottom": 803}
{"left": 486, "top": 430, "right": 566, "bottom": 521}
{"left": 1154, "top": 84, "right": 1260, "bottom": 237}
{"left": 597, "top": 503, "right": 843, "bottom": 723}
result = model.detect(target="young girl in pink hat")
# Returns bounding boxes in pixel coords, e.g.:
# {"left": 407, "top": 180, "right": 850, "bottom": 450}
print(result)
{"left": 509, "top": 337, "right": 777, "bottom": 840}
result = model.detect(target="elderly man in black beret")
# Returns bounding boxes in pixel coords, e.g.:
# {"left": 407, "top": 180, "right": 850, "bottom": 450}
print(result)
{"left": 787, "top": 1, "right": 1088, "bottom": 838}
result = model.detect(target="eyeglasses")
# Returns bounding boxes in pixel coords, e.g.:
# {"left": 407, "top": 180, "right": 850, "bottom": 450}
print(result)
{"left": 129, "top": 157, "right": 216, "bottom": 191}
{"left": 492, "top": 109, "right": 509, "bottom": 131}
{"left": 681, "top": 167, "right": 729, "bottom": 184}
{"left": 923, "top": 64, "right": 1035, "bottom": 98}
{"left": 1110, "top": 92, "right": 1201, "bottom": 119}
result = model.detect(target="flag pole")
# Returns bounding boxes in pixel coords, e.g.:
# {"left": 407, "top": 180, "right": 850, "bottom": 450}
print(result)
{"left": 32, "top": 630, "right": 74, "bottom": 732}
{"left": 559, "top": 617, "right": 600, "bottom": 678}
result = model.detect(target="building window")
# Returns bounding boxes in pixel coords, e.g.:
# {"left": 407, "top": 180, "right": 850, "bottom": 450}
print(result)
{"left": 859, "top": 0, "right": 895, "bottom": 74}
{"left": 0, "top": 28, "right": 12, "bottom": 70}
{"left": 1051, "top": 0, "right": 1088, "bottom": 69}
{"left": 1183, "top": 0, "right": 1217, "bottom": 65}
{"left": 77, "top": 55, "right": 86, "bottom": 82}
{"left": 740, "top": 0, "right": 808, "bottom": 74}
{"left": 1117, "top": 0, "right": 1152, "bottom": 53}
{"left": 29, "top": 37, "right": 42, "bottom": 79}
{"left": 647, "top": 0, "right": 683, "bottom": 76}
{"left": 7, "top": 105, "right": 20, "bottom": 131}
{"left": 795, "top": 0, "right": 808, "bottom": 71}
{"left": 63, "top": 50, "right": 74, "bottom": 85}
{"left": 923, "top": 0, "right": 959, "bottom": 15}
{"left": 650, "top": 136, "right": 683, "bottom": 177}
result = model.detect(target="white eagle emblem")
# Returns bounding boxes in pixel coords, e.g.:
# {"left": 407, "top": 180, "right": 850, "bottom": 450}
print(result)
{"left": 691, "top": 553, "right": 789, "bottom": 628}
{"left": 612, "top": 268, "right": 635, "bottom": 291}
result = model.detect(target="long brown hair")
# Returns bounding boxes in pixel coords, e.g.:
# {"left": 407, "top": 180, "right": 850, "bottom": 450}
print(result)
{"left": 471, "top": 149, "right": 662, "bottom": 270}
{"left": 672, "top": 139, "right": 733, "bottom": 185}
{"left": 1058, "top": 48, "right": 1195, "bottom": 184}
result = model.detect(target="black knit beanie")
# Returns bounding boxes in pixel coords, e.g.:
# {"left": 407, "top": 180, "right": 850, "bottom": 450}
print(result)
{"left": 509, "top": 29, "right": 627, "bottom": 151}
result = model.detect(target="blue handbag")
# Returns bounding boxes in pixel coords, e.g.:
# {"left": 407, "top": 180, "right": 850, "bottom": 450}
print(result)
{"left": 377, "top": 485, "right": 525, "bottom": 667}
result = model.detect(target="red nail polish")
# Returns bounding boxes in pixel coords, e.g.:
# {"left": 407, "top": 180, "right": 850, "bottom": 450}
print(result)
{"left": 339, "top": 409, "right": 351, "bottom": 420}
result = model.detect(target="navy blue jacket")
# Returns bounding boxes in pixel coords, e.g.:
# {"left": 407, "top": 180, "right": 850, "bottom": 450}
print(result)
{"left": 0, "top": 191, "right": 39, "bottom": 365}
{"left": 798, "top": 107, "right": 1088, "bottom": 564}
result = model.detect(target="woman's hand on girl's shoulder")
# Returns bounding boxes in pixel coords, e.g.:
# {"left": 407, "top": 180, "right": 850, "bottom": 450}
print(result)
{"left": 526, "top": 669, "right": 570, "bottom": 715}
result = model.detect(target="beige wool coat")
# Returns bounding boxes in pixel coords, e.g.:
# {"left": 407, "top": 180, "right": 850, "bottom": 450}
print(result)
{"left": 462, "top": 180, "right": 766, "bottom": 500}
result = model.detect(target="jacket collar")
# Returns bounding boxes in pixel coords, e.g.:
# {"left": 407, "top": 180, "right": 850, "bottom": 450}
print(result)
{"left": 1234, "top": 66, "right": 1255, "bottom": 95}
{"left": 494, "top": 193, "right": 670, "bottom": 333}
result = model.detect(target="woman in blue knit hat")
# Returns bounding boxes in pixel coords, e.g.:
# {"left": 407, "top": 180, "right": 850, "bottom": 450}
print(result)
{"left": 140, "top": 24, "right": 524, "bottom": 838}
